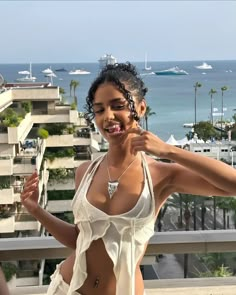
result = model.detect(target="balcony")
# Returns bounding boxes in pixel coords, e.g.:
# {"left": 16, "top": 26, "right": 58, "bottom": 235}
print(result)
{"left": 0, "top": 155, "right": 13, "bottom": 175}
{"left": 14, "top": 213, "right": 39, "bottom": 231}
{"left": 31, "top": 110, "right": 86, "bottom": 125}
{"left": 47, "top": 177, "right": 74, "bottom": 191}
{"left": 7, "top": 113, "right": 33, "bottom": 144}
{"left": 13, "top": 138, "right": 46, "bottom": 174}
{"left": 1, "top": 230, "right": 236, "bottom": 294}
{"left": 0, "top": 215, "right": 15, "bottom": 233}
{"left": 11, "top": 87, "right": 60, "bottom": 102}
{"left": 0, "top": 89, "right": 13, "bottom": 111}
{"left": 0, "top": 187, "right": 14, "bottom": 204}
{"left": 45, "top": 156, "right": 75, "bottom": 169}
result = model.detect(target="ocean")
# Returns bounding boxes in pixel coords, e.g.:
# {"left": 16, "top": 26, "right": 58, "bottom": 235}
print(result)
{"left": 1, "top": 60, "right": 236, "bottom": 141}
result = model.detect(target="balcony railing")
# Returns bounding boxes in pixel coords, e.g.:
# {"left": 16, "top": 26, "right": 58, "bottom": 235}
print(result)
{"left": 1, "top": 230, "right": 236, "bottom": 294}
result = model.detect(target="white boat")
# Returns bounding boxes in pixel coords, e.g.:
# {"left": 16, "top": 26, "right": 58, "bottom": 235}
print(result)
{"left": 18, "top": 70, "right": 30, "bottom": 75}
{"left": 195, "top": 62, "right": 212, "bottom": 70}
{"left": 98, "top": 54, "right": 117, "bottom": 69}
{"left": 68, "top": 69, "right": 91, "bottom": 75}
{"left": 155, "top": 66, "right": 188, "bottom": 76}
{"left": 144, "top": 53, "right": 152, "bottom": 71}
{"left": 42, "top": 67, "right": 53, "bottom": 74}
{"left": 45, "top": 72, "right": 57, "bottom": 85}
{"left": 183, "top": 123, "right": 194, "bottom": 128}
{"left": 16, "top": 63, "right": 37, "bottom": 82}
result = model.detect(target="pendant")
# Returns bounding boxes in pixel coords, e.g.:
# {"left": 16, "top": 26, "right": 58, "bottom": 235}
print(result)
{"left": 108, "top": 181, "right": 119, "bottom": 199}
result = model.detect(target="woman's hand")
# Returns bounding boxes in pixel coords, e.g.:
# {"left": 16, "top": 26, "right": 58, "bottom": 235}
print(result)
{"left": 20, "top": 171, "right": 39, "bottom": 214}
{"left": 123, "top": 127, "right": 172, "bottom": 158}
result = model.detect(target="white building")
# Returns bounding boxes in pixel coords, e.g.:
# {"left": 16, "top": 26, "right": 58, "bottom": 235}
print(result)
{"left": 0, "top": 81, "right": 103, "bottom": 288}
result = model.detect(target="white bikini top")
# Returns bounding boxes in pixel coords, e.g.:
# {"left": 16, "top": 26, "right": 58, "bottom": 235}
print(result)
{"left": 69, "top": 153, "right": 156, "bottom": 295}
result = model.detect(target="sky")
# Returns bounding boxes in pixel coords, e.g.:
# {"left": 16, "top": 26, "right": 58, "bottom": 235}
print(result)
{"left": 0, "top": 0, "right": 236, "bottom": 63}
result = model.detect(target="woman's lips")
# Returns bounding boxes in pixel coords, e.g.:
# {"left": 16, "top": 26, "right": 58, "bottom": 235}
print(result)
{"left": 105, "top": 124, "right": 123, "bottom": 134}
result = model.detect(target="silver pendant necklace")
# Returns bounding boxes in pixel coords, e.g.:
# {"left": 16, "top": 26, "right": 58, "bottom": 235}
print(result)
{"left": 106, "top": 154, "right": 138, "bottom": 199}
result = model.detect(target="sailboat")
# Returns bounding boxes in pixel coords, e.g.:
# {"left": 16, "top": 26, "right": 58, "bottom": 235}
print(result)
{"left": 144, "top": 53, "right": 152, "bottom": 71}
{"left": 16, "top": 63, "right": 37, "bottom": 82}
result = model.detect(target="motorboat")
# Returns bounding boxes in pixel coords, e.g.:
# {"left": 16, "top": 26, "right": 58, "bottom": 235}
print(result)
{"left": 155, "top": 66, "right": 188, "bottom": 76}
{"left": 55, "top": 68, "right": 67, "bottom": 72}
{"left": 16, "top": 63, "right": 37, "bottom": 82}
{"left": 68, "top": 69, "right": 91, "bottom": 75}
{"left": 195, "top": 62, "right": 212, "bottom": 70}
{"left": 42, "top": 67, "right": 53, "bottom": 74}
{"left": 98, "top": 54, "right": 117, "bottom": 69}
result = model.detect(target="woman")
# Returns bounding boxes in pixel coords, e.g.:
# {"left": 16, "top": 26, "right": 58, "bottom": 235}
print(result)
{"left": 21, "top": 62, "right": 236, "bottom": 295}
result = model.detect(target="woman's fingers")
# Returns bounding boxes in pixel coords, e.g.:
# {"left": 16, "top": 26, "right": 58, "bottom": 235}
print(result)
{"left": 21, "top": 172, "right": 39, "bottom": 201}
{"left": 24, "top": 171, "right": 38, "bottom": 187}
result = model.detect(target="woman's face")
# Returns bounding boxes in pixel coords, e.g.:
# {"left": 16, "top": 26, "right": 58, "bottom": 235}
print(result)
{"left": 92, "top": 83, "right": 143, "bottom": 143}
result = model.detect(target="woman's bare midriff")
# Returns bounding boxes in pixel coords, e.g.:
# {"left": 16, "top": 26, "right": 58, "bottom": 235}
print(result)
{"left": 60, "top": 238, "right": 145, "bottom": 295}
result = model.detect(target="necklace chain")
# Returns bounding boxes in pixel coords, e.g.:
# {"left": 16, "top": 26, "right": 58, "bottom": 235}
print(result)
{"left": 106, "top": 154, "right": 138, "bottom": 198}
{"left": 106, "top": 155, "right": 137, "bottom": 182}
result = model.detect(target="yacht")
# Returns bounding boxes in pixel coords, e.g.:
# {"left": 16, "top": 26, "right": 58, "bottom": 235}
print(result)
{"left": 55, "top": 68, "right": 67, "bottom": 72}
{"left": 195, "top": 62, "right": 213, "bottom": 70}
{"left": 68, "top": 69, "right": 91, "bottom": 75}
{"left": 16, "top": 63, "right": 37, "bottom": 82}
{"left": 98, "top": 54, "right": 117, "bottom": 69}
{"left": 155, "top": 66, "right": 188, "bottom": 76}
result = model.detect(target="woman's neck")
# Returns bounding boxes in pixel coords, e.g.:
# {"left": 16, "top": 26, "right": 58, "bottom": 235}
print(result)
{"left": 106, "top": 149, "right": 141, "bottom": 167}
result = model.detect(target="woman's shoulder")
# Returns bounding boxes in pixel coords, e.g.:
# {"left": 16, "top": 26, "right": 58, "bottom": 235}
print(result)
{"left": 74, "top": 154, "right": 106, "bottom": 189}
{"left": 75, "top": 161, "right": 92, "bottom": 190}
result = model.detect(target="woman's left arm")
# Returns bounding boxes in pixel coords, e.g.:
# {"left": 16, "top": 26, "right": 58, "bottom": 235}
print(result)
{"left": 129, "top": 129, "right": 236, "bottom": 196}
{"left": 168, "top": 148, "right": 236, "bottom": 196}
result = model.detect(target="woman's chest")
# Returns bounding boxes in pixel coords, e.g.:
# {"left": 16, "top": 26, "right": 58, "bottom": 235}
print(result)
{"left": 85, "top": 169, "right": 145, "bottom": 216}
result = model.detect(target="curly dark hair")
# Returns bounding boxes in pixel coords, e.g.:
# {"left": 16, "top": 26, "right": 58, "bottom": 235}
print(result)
{"left": 84, "top": 62, "right": 148, "bottom": 123}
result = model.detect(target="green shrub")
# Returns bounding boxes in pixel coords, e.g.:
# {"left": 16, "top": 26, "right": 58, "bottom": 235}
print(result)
{"left": 21, "top": 101, "right": 32, "bottom": 113}
{"left": 47, "top": 190, "right": 75, "bottom": 200}
{"left": 1, "top": 262, "right": 17, "bottom": 281}
{"left": 71, "top": 102, "right": 77, "bottom": 110}
{"left": 0, "top": 176, "right": 10, "bottom": 190}
{"left": 37, "top": 128, "right": 49, "bottom": 139}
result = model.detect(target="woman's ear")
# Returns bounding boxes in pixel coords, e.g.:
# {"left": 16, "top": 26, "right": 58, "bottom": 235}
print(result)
{"left": 139, "top": 99, "right": 147, "bottom": 118}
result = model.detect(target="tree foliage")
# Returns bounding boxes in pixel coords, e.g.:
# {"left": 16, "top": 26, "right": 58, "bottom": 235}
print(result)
{"left": 187, "top": 121, "right": 220, "bottom": 142}
{"left": 144, "top": 105, "right": 156, "bottom": 131}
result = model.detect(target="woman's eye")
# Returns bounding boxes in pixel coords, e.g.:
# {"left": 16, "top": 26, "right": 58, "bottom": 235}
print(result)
{"left": 94, "top": 109, "right": 104, "bottom": 114}
{"left": 113, "top": 104, "right": 126, "bottom": 110}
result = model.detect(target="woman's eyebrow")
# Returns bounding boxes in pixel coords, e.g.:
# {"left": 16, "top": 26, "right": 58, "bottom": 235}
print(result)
{"left": 93, "top": 98, "right": 125, "bottom": 106}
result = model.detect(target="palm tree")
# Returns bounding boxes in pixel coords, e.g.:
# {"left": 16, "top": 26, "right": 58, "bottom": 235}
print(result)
{"left": 70, "top": 80, "right": 80, "bottom": 107}
{"left": 227, "top": 197, "right": 236, "bottom": 228}
{"left": 208, "top": 88, "right": 217, "bottom": 124}
{"left": 220, "top": 86, "right": 228, "bottom": 139}
{"left": 156, "top": 204, "right": 168, "bottom": 232}
{"left": 168, "top": 193, "right": 195, "bottom": 278}
{"left": 144, "top": 105, "right": 156, "bottom": 131}
{"left": 59, "top": 87, "right": 66, "bottom": 104}
{"left": 69, "top": 80, "right": 74, "bottom": 97}
{"left": 216, "top": 197, "right": 232, "bottom": 229}
{"left": 193, "top": 82, "right": 202, "bottom": 126}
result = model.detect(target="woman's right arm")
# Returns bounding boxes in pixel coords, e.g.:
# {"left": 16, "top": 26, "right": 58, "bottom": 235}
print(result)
{"left": 21, "top": 163, "right": 90, "bottom": 249}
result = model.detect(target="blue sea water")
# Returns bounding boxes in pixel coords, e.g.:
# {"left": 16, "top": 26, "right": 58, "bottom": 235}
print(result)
{"left": 1, "top": 60, "right": 236, "bottom": 141}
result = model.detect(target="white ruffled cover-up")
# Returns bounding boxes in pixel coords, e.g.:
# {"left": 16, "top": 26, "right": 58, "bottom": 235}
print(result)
{"left": 69, "top": 153, "right": 156, "bottom": 295}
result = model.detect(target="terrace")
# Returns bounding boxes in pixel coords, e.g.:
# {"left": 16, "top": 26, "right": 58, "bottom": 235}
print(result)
{"left": 1, "top": 230, "right": 236, "bottom": 295}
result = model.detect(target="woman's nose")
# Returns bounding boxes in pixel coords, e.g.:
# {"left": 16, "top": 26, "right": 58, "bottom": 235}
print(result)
{"left": 104, "top": 107, "right": 115, "bottom": 121}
